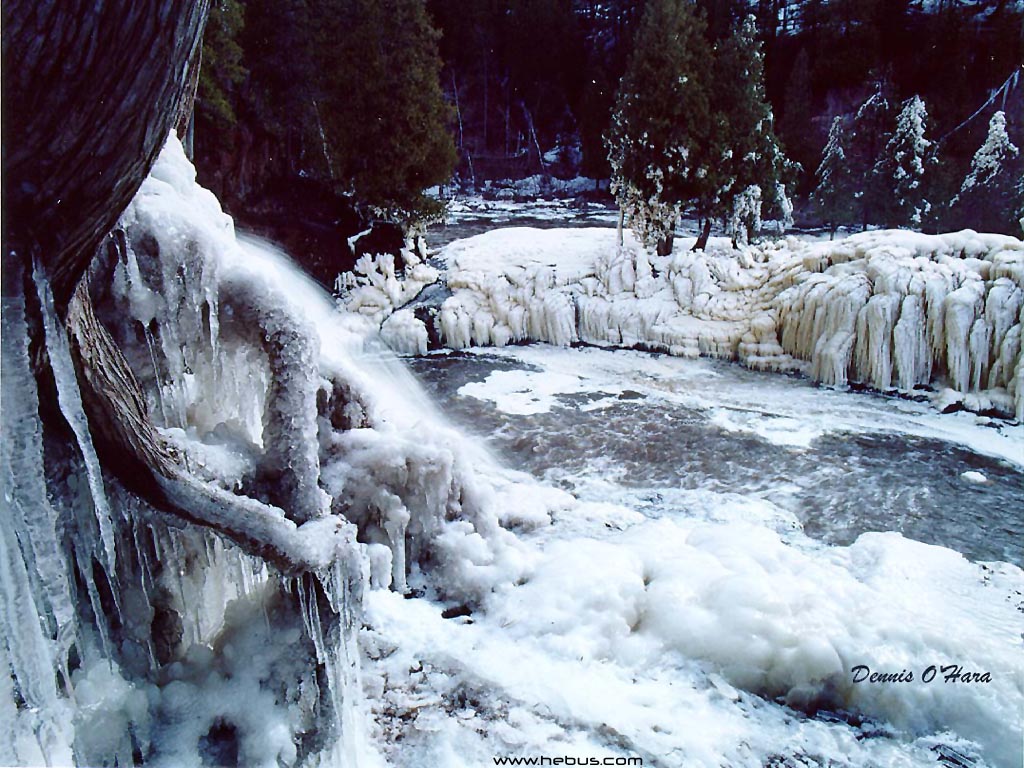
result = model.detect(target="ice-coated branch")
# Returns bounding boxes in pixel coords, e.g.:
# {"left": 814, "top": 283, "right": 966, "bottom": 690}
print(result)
{"left": 65, "top": 277, "right": 352, "bottom": 575}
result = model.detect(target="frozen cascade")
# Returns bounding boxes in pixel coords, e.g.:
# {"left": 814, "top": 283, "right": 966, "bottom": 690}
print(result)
{"left": 1, "top": 134, "right": 556, "bottom": 766}
{"left": 409, "top": 227, "right": 1024, "bottom": 419}
{"left": 0, "top": 260, "right": 76, "bottom": 766}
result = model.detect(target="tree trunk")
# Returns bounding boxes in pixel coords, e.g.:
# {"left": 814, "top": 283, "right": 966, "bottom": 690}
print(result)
{"left": 66, "top": 276, "right": 341, "bottom": 574}
{"left": 2, "top": 0, "right": 210, "bottom": 312}
{"left": 657, "top": 232, "right": 675, "bottom": 257}
{"left": 0, "top": 1, "right": 344, "bottom": 572}
{"left": 693, "top": 218, "right": 713, "bottom": 251}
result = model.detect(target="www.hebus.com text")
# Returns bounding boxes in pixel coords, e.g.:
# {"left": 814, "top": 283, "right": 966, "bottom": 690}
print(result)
{"left": 493, "top": 757, "right": 642, "bottom": 766}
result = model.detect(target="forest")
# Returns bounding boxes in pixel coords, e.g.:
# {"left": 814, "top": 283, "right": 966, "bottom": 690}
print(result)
{"left": 194, "top": 0, "right": 1023, "bottom": 264}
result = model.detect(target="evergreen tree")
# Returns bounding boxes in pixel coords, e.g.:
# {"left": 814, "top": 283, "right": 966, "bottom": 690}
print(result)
{"left": 1017, "top": 175, "right": 1024, "bottom": 236}
{"left": 779, "top": 47, "right": 815, "bottom": 189}
{"left": 848, "top": 84, "right": 893, "bottom": 229}
{"left": 949, "top": 110, "right": 1022, "bottom": 234}
{"left": 315, "top": 0, "right": 457, "bottom": 228}
{"left": 240, "top": 0, "right": 319, "bottom": 139}
{"left": 576, "top": 0, "right": 648, "bottom": 179}
{"left": 812, "top": 116, "right": 856, "bottom": 239}
{"left": 876, "top": 95, "right": 931, "bottom": 228}
{"left": 715, "top": 14, "right": 791, "bottom": 245}
{"left": 606, "top": 0, "right": 715, "bottom": 255}
{"left": 196, "top": 0, "right": 247, "bottom": 133}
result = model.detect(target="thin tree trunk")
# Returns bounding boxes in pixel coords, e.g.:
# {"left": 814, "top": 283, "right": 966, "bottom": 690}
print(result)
{"left": 451, "top": 71, "right": 464, "bottom": 149}
{"left": 658, "top": 233, "right": 675, "bottom": 257}
{"left": 483, "top": 52, "right": 489, "bottom": 151}
{"left": 693, "top": 218, "right": 712, "bottom": 251}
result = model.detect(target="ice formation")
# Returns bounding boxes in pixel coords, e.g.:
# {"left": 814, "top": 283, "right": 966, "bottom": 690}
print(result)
{"left": 418, "top": 227, "right": 1024, "bottom": 419}
{"left": 1, "top": 136, "right": 554, "bottom": 766}
{"left": 336, "top": 250, "right": 439, "bottom": 327}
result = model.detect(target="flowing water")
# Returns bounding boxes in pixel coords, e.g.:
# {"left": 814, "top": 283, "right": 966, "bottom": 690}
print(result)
{"left": 415, "top": 203, "right": 1024, "bottom": 568}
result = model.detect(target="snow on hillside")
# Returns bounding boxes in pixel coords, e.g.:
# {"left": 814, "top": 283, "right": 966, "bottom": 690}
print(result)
{"left": 372, "top": 227, "right": 1024, "bottom": 420}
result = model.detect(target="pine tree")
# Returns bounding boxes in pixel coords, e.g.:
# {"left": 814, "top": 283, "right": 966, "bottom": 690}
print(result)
{"left": 1017, "top": 175, "right": 1024, "bottom": 236}
{"left": 196, "top": 1, "right": 247, "bottom": 133}
{"left": 949, "top": 110, "right": 1022, "bottom": 234}
{"left": 315, "top": 0, "right": 457, "bottom": 228}
{"left": 812, "top": 116, "right": 856, "bottom": 239}
{"left": 848, "top": 84, "right": 893, "bottom": 229}
{"left": 779, "top": 47, "right": 815, "bottom": 188}
{"left": 876, "top": 95, "right": 931, "bottom": 228}
{"left": 606, "top": 0, "right": 715, "bottom": 255}
{"left": 714, "top": 14, "right": 792, "bottom": 245}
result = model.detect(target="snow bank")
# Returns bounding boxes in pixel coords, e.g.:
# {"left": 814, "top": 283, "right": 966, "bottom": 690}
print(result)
{"left": 430, "top": 227, "right": 1024, "bottom": 419}
{"left": 484, "top": 517, "right": 1023, "bottom": 767}
{"left": 361, "top": 504, "right": 1023, "bottom": 767}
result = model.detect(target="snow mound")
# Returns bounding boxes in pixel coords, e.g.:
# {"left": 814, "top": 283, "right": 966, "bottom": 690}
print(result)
{"left": 432, "top": 227, "right": 1024, "bottom": 419}
{"left": 487, "top": 518, "right": 1024, "bottom": 767}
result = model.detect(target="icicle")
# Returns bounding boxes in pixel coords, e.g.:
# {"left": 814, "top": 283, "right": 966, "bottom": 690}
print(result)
{"left": 33, "top": 264, "right": 118, "bottom": 575}
{"left": 373, "top": 490, "right": 410, "bottom": 595}
{"left": 894, "top": 294, "right": 929, "bottom": 391}
{"left": 969, "top": 317, "right": 991, "bottom": 392}
{"left": 1, "top": 269, "right": 76, "bottom": 642}
{"left": 0, "top": 506, "right": 63, "bottom": 748}
{"left": 1, "top": 263, "right": 81, "bottom": 765}
{"left": 143, "top": 326, "right": 170, "bottom": 425}
{"left": 71, "top": 545, "right": 114, "bottom": 661}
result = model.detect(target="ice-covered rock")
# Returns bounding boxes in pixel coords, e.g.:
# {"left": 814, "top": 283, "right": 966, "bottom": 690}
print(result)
{"left": 430, "top": 226, "right": 1024, "bottom": 419}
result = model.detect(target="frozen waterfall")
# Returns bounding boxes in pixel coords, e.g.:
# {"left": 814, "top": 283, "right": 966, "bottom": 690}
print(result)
{"left": 0, "top": 136, "right": 546, "bottom": 767}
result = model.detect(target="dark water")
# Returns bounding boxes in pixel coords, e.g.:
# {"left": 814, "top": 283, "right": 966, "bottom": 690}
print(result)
{"left": 409, "top": 352, "right": 1024, "bottom": 565}
{"left": 426, "top": 200, "right": 618, "bottom": 250}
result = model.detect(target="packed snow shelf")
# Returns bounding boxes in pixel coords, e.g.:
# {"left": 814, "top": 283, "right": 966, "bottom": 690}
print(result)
{"left": 383, "top": 227, "right": 1023, "bottom": 419}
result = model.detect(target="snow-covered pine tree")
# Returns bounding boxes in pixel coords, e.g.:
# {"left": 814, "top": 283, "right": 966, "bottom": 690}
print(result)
{"left": 849, "top": 84, "right": 893, "bottom": 229}
{"left": 714, "top": 14, "right": 792, "bottom": 246}
{"left": 949, "top": 110, "right": 1022, "bottom": 234}
{"left": 606, "top": 0, "right": 716, "bottom": 255}
{"left": 812, "top": 116, "right": 856, "bottom": 239}
{"left": 876, "top": 95, "right": 932, "bottom": 228}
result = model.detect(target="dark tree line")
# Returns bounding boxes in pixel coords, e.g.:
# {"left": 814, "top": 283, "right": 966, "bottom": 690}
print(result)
{"left": 195, "top": 0, "right": 455, "bottom": 228}
{"left": 195, "top": 0, "right": 1023, "bottom": 237}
